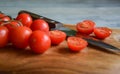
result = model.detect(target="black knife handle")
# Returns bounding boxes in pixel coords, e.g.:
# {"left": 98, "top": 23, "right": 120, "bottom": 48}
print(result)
{"left": 18, "top": 10, "right": 63, "bottom": 30}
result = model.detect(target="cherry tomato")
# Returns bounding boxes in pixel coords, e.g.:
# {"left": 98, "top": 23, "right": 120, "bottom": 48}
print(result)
{"left": 0, "top": 13, "right": 11, "bottom": 26}
{"left": 29, "top": 30, "right": 51, "bottom": 54}
{"left": 49, "top": 30, "right": 66, "bottom": 45}
{"left": 83, "top": 20, "right": 96, "bottom": 27}
{"left": 4, "top": 21, "right": 23, "bottom": 31}
{"left": 30, "top": 19, "right": 49, "bottom": 33}
{"left": 16, "top": 13, "right": 32, "bottom": 27}
{"left": 67, "top": 36, "right": 88, "bottom": 52}
{"left": 0, "top": 26, "right": 9, "bottom": 48}
{"left": 10, "top": 26, "right": 32, "bottom": 49}
{"left": 94, "top": 27, "right": 112, "bottom": 39}
{"left": 76, "top": 22, "right": 94, "bottom": 34}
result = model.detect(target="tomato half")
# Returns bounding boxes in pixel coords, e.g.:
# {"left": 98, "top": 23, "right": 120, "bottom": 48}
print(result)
{"left": 94, "top": 27, "right": 112, "bottom": 39}
{"left": 67, "top": 36, "right": 88, "bottom": 52}
{"left": 16, "top": 13, "right": 32, "bottom": 27}
{"left": 30, "top": 19, "right": 49, "bottom": 33}
{"left": 49, "top": 30, "right": 66, "bottom": 45}
{"left": 83, "top": 20, "right": 96, "bottom": 27}
{"left": 0, "top": 26, "right": 9, "bottom": 48}
{"left": 76, "top": 22, "right": 94, "bottom": 35}
{"left": 10, "top": 26, "right": 32, "bottom": 49}
{"left": 29, "top": 30, "right": 51, "bottom": 54}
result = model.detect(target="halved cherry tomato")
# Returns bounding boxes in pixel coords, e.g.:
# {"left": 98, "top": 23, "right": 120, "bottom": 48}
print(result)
{"left": 67, "top": 36, "right": 88, "bottom": 52}
{"left": 0, "top": 26, "right": 9, "bottom": 48}
{"left": 49, "top": 30, "right": 66, "bottom": 45}
{"left": 83, "top": 20, "right": 96, "bottom": 27}
{"left": 94, "top": 27, "right": 112, "bottom": 39}
{"left": 30, "top": 19, "right": 49, "bottom": 33}
{"left": 29, "top": 30, "right": 51, "bottom": 54}
{"left": 76, "top": 22, "right": 94, "bottom": 34}
{"left": 10, "top": 26, "right": 32, "bottom": 49}
{"left": 16, "top": 13, "right": 32, "bottom": 27}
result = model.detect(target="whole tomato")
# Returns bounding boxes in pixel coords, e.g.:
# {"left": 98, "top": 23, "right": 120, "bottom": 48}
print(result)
{"left": 0, "top": 26, "right": 9, "bottom": 48}
{"left": 30, "top": 19, "right": 49, "bottom": 33}
{"left": 16, "top": 13, "right": 32, "bottom": 27}
{"left": 29, "top": 30, "right": 51, "bottom": 54}
{"left": 10, "top": 26, "right": 32, "bottom": 49}
{"left": 0, "top": 15, "right": 11, "bottom": 25}
{"left": 4, "top": 20, "right": 23, "bottom": 31}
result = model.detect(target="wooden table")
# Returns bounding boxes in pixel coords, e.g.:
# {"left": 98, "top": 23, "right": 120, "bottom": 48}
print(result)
{"left": 0, "top": 25, "right": 120, "bottom": 74}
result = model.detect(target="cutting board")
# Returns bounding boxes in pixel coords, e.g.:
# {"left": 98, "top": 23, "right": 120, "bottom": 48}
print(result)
{"left": 0, "top": 24, "right": 120, "bottom": 74}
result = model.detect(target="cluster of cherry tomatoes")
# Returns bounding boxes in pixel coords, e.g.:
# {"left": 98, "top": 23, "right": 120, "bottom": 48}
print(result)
{"left": 0, "top": 11, "right": 112, "bottom": 54}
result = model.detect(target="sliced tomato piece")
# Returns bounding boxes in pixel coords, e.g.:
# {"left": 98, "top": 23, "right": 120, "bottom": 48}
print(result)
{"left": 76, "top": 22, "right": 94, "bottom": 35}
{"left": 67, "top": 36, "right": 88, "bottom": 52}
{"left": 49, "top": 30, "right": 66, "bottom": 45}
{"left": 94, "top": 27, "right": 112, "bottom": 39}
{"left": 83, "top": 20, "right": 96, "bottom": 27}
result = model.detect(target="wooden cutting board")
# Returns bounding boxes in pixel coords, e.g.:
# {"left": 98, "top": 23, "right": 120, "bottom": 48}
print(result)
{"left": 0, "top": 24, "right": 120, "bottom": 74}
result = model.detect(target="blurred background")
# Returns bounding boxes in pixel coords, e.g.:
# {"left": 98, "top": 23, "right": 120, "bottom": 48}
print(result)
{"left": 0, "top": 0, "right": 120, "bottom": 28}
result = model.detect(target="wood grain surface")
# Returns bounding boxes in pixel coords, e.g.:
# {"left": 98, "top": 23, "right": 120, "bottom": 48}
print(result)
{"left": 0, "top": 25, "right": 120, "bottom": 74}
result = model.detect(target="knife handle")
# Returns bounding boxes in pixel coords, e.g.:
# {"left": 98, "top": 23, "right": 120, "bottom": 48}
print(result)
{"left": 18, "top": 10, "right": 63, "bottom": 30}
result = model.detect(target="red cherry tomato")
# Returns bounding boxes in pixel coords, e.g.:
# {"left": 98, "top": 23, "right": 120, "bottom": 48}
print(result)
{"left": 0, "top": 13, "right": 5, "bottom": 18}
{"left": 16, "top": 13, "right": 32, "bottom": 27}
{"left": 0, "top": 16, "right": 11, "bottom": 25}
{"left": 30, "top": 19, "right": 49, "bottom": 33}
{"left": 83, "top": 20, "right": 96, "bottom": 27}
{"left": 4, "top": 21, "right": 23, "bottom": 31}
{"left": 49, "top": 30, "right": 66, "bottom": 45}
{"left": 67, "top": 36, "right": 88, "bottom": 52}
{"left": 94, "top": 27, "right": 112, "bottom": 39}
{"left": 29, "top": 30, "right": 51, "bottom": 54}
{"left": 0, "top": 26, "right": 9, "bottom": 48}
{"left": 10, "top": 26, "right": 32, "bottom": 49}
{"left": 76, "top": 22, "right": 94, "bottom": 35}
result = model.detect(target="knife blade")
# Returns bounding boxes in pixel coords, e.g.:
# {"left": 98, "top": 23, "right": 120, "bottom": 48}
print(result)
{"left": 18, "top": 10, "right": 120, "bottom": 54}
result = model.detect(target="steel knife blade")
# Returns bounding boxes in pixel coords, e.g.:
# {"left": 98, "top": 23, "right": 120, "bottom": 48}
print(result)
{"left": 18, "top": 10, "right": 120, "bottom": 54}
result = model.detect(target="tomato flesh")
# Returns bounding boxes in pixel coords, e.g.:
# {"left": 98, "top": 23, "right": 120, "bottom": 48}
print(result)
{"left": 83, "top": 20, "right": 96, "bottom": 27}
{"left": 94, "top": 27, "right": 112, "bottom": 39}
{"left": 76, "top": 22, "right": 94, "bottom": 35}
{"left": 29, "top": 30, "right": 51, "bottom": 54}
{"left": 49, "top": 30, "right": 66, "bottom": 45}
{"left": 67, "top": 37, "right": 88, "bottom": 52}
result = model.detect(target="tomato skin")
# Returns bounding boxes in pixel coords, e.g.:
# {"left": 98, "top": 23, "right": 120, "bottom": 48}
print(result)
{"left": 0, "top": 16, "right": 11, "bottom": 25}
{"left": 10, "top": 26, "right": 32, "bottom": 49}
{"left": 16, "top": 13, "right": 32, "bottom": 27}
{"left": 76, "top": 22, "right": 94, "bottom": 35}
{"left": 30, "top": 19, "right": 49, "bottom": 33}
{"left": 4, "top": 21, "right": 23, "bottom": 31}
{"left": 0, "top": 26, "right": 9, "bottom": 48}
{"left": 94, "top": 27, "right": 112, "bottom": 39}
{"left": 67, "top": 36, "right": 88, "bottom": 52}
{"left": 49, "top": 30, "right": 66, "bottom": 45}
{"left": 29, "top": 30, "right": 51, "bottom": 54}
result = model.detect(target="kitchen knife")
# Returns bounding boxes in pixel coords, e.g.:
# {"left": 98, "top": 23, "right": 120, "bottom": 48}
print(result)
{"left": 18, "top": 10, "right": 120, "bottom": 54}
